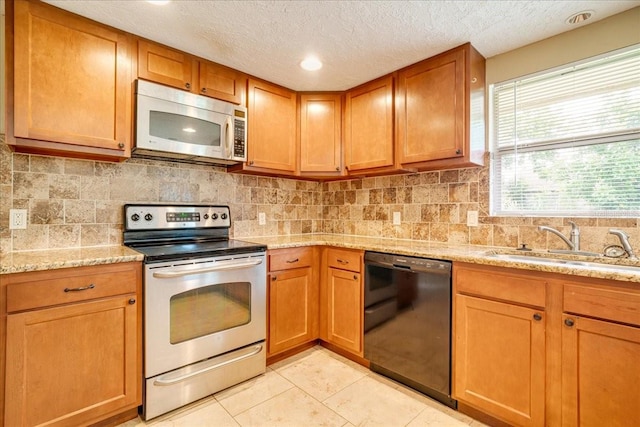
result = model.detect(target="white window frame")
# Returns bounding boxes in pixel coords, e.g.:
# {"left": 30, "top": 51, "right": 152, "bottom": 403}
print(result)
{"left": 490, "top": 45, "right": 640, "bottom": 218}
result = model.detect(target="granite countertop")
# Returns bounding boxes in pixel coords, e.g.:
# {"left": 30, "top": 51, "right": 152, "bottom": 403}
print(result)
{"left": 0, "top": 246, "right": 144, "bottom": 275}
{"left": 2, "top": 234, "right": 639, "bottom": 283}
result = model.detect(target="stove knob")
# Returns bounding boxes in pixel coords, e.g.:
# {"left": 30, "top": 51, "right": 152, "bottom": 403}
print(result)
{"left": 144, "top": 213, "right": 153, "bottom": 221}
{"left": 221, "top": 213, "right": 228, "bottom": 220}
{"left": 211, "top": 213, "right": 218, "bottom": 220}
{"left": 131, "top": 213, "right": 140, "bottom": 222}
{"left": 204, "top": 214, "right": 209, "bottom": 220}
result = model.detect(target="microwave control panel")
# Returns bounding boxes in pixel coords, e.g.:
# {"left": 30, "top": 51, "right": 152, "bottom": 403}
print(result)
{"left": 233, "top": 117, "right": 246, "bottom": 160}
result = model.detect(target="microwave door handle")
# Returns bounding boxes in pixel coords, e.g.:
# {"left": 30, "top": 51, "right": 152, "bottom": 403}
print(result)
{"left": 225, "top": 116, "right": 234, "bottom": 158}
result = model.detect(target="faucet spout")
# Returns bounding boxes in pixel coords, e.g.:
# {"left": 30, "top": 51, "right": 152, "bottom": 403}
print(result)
{"left": 609, "top": 229, "right": 637, "bottom": 259}
{"left": 538, "top": 221, "right": 580, "bottom": 251}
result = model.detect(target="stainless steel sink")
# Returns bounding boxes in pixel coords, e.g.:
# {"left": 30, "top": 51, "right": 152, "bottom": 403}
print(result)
{"left": 485, "top": 252, "right": 640, "bottom": 273}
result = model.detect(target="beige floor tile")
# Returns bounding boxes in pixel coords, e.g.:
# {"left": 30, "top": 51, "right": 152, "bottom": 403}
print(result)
{"left": 233, "top": 387, "right": 347, "bottom": 427}
{"left": 323, "top": 375, "right": 427, "bottom": 426}
{"left": 406, "top": 405, "right": 469, "bottom": 427}
{"left": 275, "top": 349, "right": 367, "bottom": 401}
{"left": 215, "top": 370, "right": 295, "bottom": 416}
{"left": 169, "top": 400, "right": 238, "bottom": 427}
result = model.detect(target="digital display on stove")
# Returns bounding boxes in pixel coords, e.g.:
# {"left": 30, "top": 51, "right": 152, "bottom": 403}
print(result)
{"left": 166, "top": 212, "right": 200, "bottom": 222}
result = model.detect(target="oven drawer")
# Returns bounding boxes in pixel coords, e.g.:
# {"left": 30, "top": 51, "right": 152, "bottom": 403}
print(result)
{"left": 327, "top": 248, "right": 362, "bottom": 273}
{"left": 6, "top": 263, "right": 139, "bottom": 313}
{"left": 269, "top": 247, "right": 313, "bottom": 271}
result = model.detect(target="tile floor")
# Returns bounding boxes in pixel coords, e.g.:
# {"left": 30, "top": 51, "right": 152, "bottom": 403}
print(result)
{"left": 121, "top": 346, "right": 487, "bottom": 427}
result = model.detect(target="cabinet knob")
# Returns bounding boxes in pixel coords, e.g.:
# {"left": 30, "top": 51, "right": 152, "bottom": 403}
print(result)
{"left": 353, "top": 275, "right": 358, "bottom": 280}
{"left": 471, "top": 77, "right": 478, "bottom": 84}
{"left": 533, "top": 313, "right": 542, "bottom": 321}
{"left": 564, "top": 318, "right": 575, "bottom": 327}
{"left": 248, "top": 160, "right": 254, "bottom": 166}
{"left": 185, "top": 82, "right": 191, "bottom": 89}
{"left": 455, "top": 149, "right": 462, "bottom": 155}
{"left": 201, "top": 87, "right": 207, "bottom": 93}
{"left": 128, "top": 298, "right": 136, "bottom": 305}
{"left": 272, "top": 276, "right": 277, "bottom": 281}
{"left": 118, "top": 142, "right": 125, "bottom": 149}
{"left": 336, "top": 167, "right": 340, "bottom": 171}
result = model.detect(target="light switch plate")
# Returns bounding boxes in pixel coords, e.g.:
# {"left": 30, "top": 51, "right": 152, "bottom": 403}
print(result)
{"left": 258, "top": 212, "right": 266, "bottom": 225}
{"left": 467, "top": 210, "right": 479, "bottom": 227}
{"left": 393, "top": 211, "right": 401, "bottom": 225}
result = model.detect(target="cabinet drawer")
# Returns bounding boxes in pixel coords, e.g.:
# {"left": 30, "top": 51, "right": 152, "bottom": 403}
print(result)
{"left": 564, "top": 283, "right": 640, "bottom": 326}
{"left": 269, "top": 247, "right": 313, "bottom": 271}
{"left": 6, "top": 263, "right": 139, "bottom": 313}
{"left": 327, "top": 248, "right": 362, "bottom": 273}
{"left": 454, "top": 264, "right": 546, "bottom": 308}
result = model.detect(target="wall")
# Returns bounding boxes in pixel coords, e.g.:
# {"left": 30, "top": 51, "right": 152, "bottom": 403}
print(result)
{"left": 1, "top": 7, "right": 638, "bottom": 255}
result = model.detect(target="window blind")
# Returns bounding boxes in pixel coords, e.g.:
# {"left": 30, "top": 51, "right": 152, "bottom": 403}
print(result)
{"left": 491, "top": 45, "right": 640, "bottom": 217}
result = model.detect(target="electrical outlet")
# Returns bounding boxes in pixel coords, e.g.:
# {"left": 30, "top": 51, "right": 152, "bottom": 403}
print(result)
{"left": 10, "top": 209, "right": 28, "bottom": 230}
{"left": 258, "top": 212, "right": 266, "bottom": 225}
{"left": 467, "top": 210, "right": 479, "bottom": 227}
{"left": 393, "top": 211, "right": 401, "bottom": 225}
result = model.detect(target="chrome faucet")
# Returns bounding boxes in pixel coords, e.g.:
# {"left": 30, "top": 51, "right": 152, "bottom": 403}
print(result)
{"left": 608, "top": 229, "right": 637, "bottom": 259}
{"left": 538, "top": 221, "right": 580, "bottom": 251}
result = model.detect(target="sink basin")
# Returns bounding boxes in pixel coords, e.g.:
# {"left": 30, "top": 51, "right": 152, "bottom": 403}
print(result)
{"left": 485, "top": 252, "right": 640, "bottom": 274}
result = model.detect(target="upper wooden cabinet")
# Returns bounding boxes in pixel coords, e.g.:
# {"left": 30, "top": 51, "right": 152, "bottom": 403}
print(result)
{"left": 7, "top": 0, "right": 132, "bottom": 161}
{"left": 137, "top": 40, "right": 246, "bottom": 105}
{"left": 396, "top": 43, "right": 485, "bottom": 170}
{"left": 230, "top": 79, "right": 298, "bottom": 176}
{"left": 344, "top": 75, "right": 396, "bottom": 175}
{"left": 299, "top": 93, "right": 343, "bottom": 178}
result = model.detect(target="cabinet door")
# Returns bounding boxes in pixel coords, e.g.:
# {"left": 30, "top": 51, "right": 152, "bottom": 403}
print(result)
{"left": 268, "top": 267, "right": 318, "bottom": 355}
{"left": 326, "top": 268, "right": 362, "bottom": 354}
{"left": 199, "top": 61, "right": 246, "bottom": 105}
{"left": 12, "top": 0, "right": 131, "bottom": 154}
{"left": 561, "top": 315, "right": 640, "bottom": 427}
{"left": 344, "top": 75, "right": 395, "bottom": 173}
{"left": 300, "top": 93, "right": 342, "bottom": 175}
{"left": 454, "top": 294, "right": 545, "bottom": 427}
{"left": 138, "top": 40, "right": 194, "bottom": 91}
{"left": 5, "top": 295, "right": 138, "bottom": 427}
{"left": 246, "top": 79, "right": 298, "bottom": 173}
{"left": 397, "top": 48, "right": 464, "bottom": 164}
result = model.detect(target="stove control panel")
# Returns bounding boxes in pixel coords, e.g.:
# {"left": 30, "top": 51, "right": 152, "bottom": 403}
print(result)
{"left": 124, "top": 204, "right": 231, "bottom": 230}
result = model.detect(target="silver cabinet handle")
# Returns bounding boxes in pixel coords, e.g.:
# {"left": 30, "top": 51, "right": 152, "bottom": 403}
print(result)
{"left": 64, "top": 284, "right": 95, "bottom": 292}
{"left": 153, "top": 259, "right": 263, "bottom": 279}
{"left": 153, "top": 344, "right": 263, "bottom": 386}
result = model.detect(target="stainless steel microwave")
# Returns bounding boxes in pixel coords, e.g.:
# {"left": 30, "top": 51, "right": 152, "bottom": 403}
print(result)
{"left": 134, "top": 80, "right": 247, "bottom": 165}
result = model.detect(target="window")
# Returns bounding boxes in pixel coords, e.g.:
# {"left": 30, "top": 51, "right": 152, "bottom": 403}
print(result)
{"left": 490, "top": 46, "right": 640, "bottom": 217}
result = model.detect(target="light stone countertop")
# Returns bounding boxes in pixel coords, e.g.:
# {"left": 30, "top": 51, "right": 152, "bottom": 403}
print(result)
{"left": 2, "top": 234, "right": 639, "bottom": 283}
{"left": 0, "top": 246, "right": 144, "bottom": 275}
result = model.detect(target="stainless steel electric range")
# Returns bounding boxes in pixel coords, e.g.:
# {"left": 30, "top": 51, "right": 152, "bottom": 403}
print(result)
{"left": 123, "top": 204, "right": 267, "bottom": 420}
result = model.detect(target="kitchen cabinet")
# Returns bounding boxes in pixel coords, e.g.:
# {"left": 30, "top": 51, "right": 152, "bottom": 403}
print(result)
{"left": 137, "top": 39, "right": 246, "bottom": 104}
{"left": 267, "top": 247, "right": 319, "bottom": 358}
{"left": 396, "top": 43, "right": 485, "bottom": 170}
{"left": 2, "top": 262, "right": 142, "bottom": 427}
{"left": 320, "top": 248, "right": 364, "bottom": 356}
{"left": 453, "top": 264, "right": 546, "bottom": 427}
{"left": 561, "top": 282, "right": 640, "bottom": 427}
{"left": 230, "top": 79, "right": 298, "bottom": 176}
{"left": 7, "top": 0, "right": 133, "bottom": 161}
{"left": 299, "top": 93, "right": 343, "bottom": 178}
{"left": 344, "top": 75, "right": 396, "bottom": 175}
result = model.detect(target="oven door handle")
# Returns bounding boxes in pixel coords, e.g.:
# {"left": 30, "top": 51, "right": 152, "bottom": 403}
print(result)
{"left": 152, "top": 259, "right": 263, "bottom": 278}
{"left": 153, "top": 344, "right": 264, "bottom": 386}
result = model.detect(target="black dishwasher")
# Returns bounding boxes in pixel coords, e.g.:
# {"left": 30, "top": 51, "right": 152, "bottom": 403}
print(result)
{"left": 364, "top": 251, "right": 456, "bottom": 408}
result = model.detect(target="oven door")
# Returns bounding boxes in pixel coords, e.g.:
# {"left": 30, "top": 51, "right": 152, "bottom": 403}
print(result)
{"left": 144, "top": 252, "right": 266, "bottom": 378}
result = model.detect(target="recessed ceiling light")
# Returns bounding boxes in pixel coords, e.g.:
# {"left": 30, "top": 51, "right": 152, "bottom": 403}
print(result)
{"left": 147, "top": 0, "right": 170, "bottom": 5}
{"left": 300, "top": 56, "right": 323, "bottom": 71}
{"left": 566, "top": 10, "right": 594, "bottom": 25}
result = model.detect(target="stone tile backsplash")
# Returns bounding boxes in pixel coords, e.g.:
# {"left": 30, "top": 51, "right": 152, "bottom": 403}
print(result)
{"left": 1, "top": 134, "right": 638, "bottom": 254}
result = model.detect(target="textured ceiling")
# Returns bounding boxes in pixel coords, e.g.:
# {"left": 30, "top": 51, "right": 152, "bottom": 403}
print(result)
{"left": 43, "top": 0, "right": 640, "bottom": 91}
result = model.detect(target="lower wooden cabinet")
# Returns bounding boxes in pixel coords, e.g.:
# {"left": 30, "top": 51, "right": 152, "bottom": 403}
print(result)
{"left": 320, "top": 248, "right": 364, "bottom": 356}
{"left": 3, "top": 262, "right": 142, "bottom": 427}
{"left": 267, "top": 247, "right": 318, "bottom": 357}
{"left": 454, "top": 294, "right": 545, "bottom": 427}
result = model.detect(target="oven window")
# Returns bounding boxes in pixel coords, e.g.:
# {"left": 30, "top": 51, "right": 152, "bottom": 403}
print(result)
{"left": 169, "top": 282, "right": 250, "bottom": 344}
{"left": 149, "top": 111, "right": 221, "bottom": 147}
